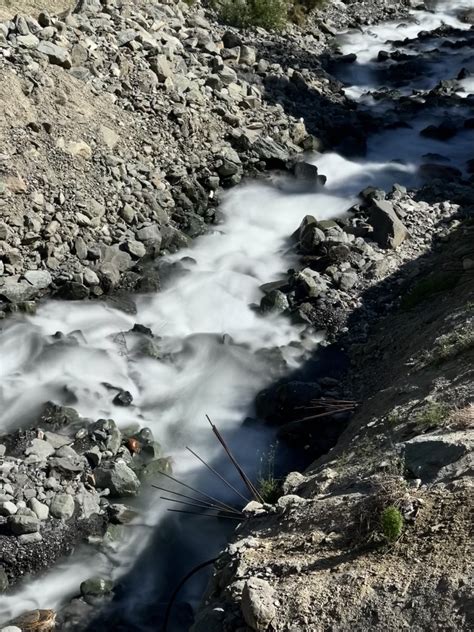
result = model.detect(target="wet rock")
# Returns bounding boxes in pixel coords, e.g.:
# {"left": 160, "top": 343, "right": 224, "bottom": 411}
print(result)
{"left": 241, "top": 577, "right": 276, "bottom": 632}
{"left": 297, "top": 215, "right": 326, "bottom": 253}
{"left": 420, "top": 122, "right": 457, "bottom": 141}
{"left": 93, "top": 462, "right": 140, "bottom": 497}
{"left": 260, "top": 290, "right": 289, "bottom": 314}
{"left": 112, "top": 390, "right": 133, "bottom": 407}
{"left": 80, "top": 577, "right": 114, "bottom": 605}
{"left": 368, "top": 199, "right": 408, "bottom": 249}
{"left": 419, "top": 164, "right": 462, "bottom": 180}
{"left": 6, "top": 610, "right": 56, "bottom": 632}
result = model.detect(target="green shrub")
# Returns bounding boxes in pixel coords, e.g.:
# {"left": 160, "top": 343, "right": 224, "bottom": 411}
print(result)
{"left": 415, "top": 402, "right": 450, "bottom": 427}
{"left": 258, "top": 476, "right": 282, "bottom": 503}
{"left": 381, "top": 506, "right": 403, "bottom": 543}
{"left": 219, "top": 0, "right": 289, "bottom": 30}
{"left": 257, "top": 443, "right": 282, "bottom": 503}
{"left": 432, "top": 328, "right": 474, "bottom": 365}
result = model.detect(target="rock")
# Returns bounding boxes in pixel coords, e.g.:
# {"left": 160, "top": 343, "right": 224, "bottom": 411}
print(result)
{"left": 260, "top": 290, "right": 289, "bottom": 314}
{"left": 80, "top": 577, "right": 113, "bottom": 605}
{"left": 66, "top": 141, "right": 92, "bottom": 160}
{"left": 0, "top": 280, "right": 37, "bottom": 303}
{"left": 217, "top": 146, "right": 242, "bottom": 177}
{"left": 222, "top": 31, "right": 242, "bottom": 49}
{"left": 6, "top": 610, "right": 56, "bottom": 632}
{"left": 0, "top": 502, "right": 18, "bottom": 516}
{"left": 124, "top": 240, "right": 146, "bottom": 259}
{"left": 17, "top": 33, "right": 39, "bottom": 48}
{"left": 419, "top": 164, "right": 462, "bottom": 180}
{"left": 50, "top": 493, "right": 75, "bottom": 520}
{"left": 8, "top": 514, "right": 40, "bottom": 535}
{"left": 150, "top": 55, "right": 173, "bottom": 82}
{"left": 240, "top": 45, "right": 256, "bottom": 65}
{"left": 294, "top": 161, "right": 320, "bottom": 182}
{"left": 25, "top": 438, "right": 55, "bottom": 460}
{"left": 93, "top": 462, "right": 140, "bottom": 497}
{"left": 23, "top": 270, "right": 52, "bottom": 289}
{"left": 113, "top": 390, "right": 133, "bottom": 407}
{"left": 135, "top": 225, "right": 162, "bottom": 249}
{"left": 0, "top": 566, "right": 9, "bottom": 593}
{"left": 37, "top": 41, "right": 72, "bottom": 68}
{"left": 29, "top": 498, "right": 49, "bottom": 521}
{"left": 295, "top": 268, "right": 328, "bottom": 298}
{"left": 403, "top": 432, "right": 472, "bottom": 483}
{"left": 253, "top": 136, "right": 289, "bottom": 164}
{"left": 368, "top": 199, "right": 408, "bottom": 249}
{"left": 298, "top": 215, "right": 326, "bottom": 253}
{"left": 420, "top": 122, "right": 457, "bottom": 141}
{"left": 241, "top": 578, "right": 276, "bottom": 631}
{"left": 339, "top": 270, "right": 358, "bottom": 291}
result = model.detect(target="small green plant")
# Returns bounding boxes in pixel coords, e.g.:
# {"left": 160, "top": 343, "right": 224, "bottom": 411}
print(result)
{"left": 415, "top": 402, "right": 450, "bottom": 427}
{"left": 257, "top": 443, "right": 282, "bottom": 503}
{"left": 381, "top": 506, "right": 403, "bottom": 543}
{"left": 387, "top": 410, "right": 402, "bottom": 426}
{"left": 219, "top": 0, "right": 289, "bottom": 30}
{"left": 430, "top": 327, "right": 474, "bottom": 365}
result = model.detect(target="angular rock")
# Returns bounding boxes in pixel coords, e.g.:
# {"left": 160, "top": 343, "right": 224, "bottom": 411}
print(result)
{"left": 93, "top": 462, "right": 140, "bottom": 497}
{"left": 8, "top": 514, "right": 40, "bottom": 535}
{"left": 37, "top": 41, "right": 72, "bottom": 68}
{"left": 368, "top": 199, "right": 408, "bottom": 249}
{"left": 241, "top": 578, "right": 276, "bottom": 631}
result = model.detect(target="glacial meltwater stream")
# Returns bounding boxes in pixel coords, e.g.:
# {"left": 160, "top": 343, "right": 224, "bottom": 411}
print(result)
{"left": 0, "top": 1, "right": 473, "bottom": 630}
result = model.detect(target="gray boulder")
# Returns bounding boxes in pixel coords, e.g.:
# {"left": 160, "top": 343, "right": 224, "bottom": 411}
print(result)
{"left": 50, "top": 493, "right": 75, "bottom": 520}
{"left": 37, "top": 41, "right": 72, "bottom": 69}
{"left": 94, "top": 462, "right": 140, "bottom": 497}
{"left": 368, "top": 199, "right": 408, "bottom": 249}
{"left": 8, "top": 515, "right": 40, "bottom": 535}
{"left": 403, "top": 432, "right": 473, "bottom": 483}
{"left": 241, "top": 577, "right": 276, "bottom": 631}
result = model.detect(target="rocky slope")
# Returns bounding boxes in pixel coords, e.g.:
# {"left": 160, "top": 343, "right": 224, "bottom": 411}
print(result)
{"left": 192, "top": 204, "right": 474, "bottom": 631}
{"left": 1, "top": 0, "right": 472, "bottom": 631}
{"left": 0, "top": 0, "right": 409, "bottom": 314}
{"left": 190, "top": 4, "right": 474, "bottom": 632}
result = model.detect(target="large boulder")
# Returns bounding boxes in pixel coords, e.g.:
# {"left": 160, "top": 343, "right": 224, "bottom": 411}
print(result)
{"left": 241, "top": 578, "right": 276, "bottom": 632}
{"left": 94, "top": 462, "right": 140, "bottom": 497}
{"left": 368, "top": 199, "right": 408, "bottom": 249}
{"left": 403, "top": 431, "right": 473, "bottom": 483}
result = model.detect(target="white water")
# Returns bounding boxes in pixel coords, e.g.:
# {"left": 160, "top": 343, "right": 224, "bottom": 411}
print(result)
{"left": 0, "top": 0, "right": 473, "bottom": 626}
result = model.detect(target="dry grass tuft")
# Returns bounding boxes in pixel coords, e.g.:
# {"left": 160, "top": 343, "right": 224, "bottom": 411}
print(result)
{"left": 448, "top": 404, "right": 474, "bottom": 430}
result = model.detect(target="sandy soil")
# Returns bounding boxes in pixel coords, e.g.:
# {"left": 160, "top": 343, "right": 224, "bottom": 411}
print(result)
{"left": 0, "top": 1, "right": 73, "bottom": 20}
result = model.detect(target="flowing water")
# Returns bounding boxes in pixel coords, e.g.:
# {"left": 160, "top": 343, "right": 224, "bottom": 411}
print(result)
{"left": 0, "top": 0, "right": 473, "bottom": 629}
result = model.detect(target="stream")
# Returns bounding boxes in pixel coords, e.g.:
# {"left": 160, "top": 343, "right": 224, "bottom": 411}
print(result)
{"left": 0, "top": 0, "right": 473, "bottom": 629}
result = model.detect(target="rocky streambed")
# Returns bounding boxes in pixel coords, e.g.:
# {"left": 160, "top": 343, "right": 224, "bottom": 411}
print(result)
{"left": 0, "top": 0, "right": 473, "bottom": 631}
